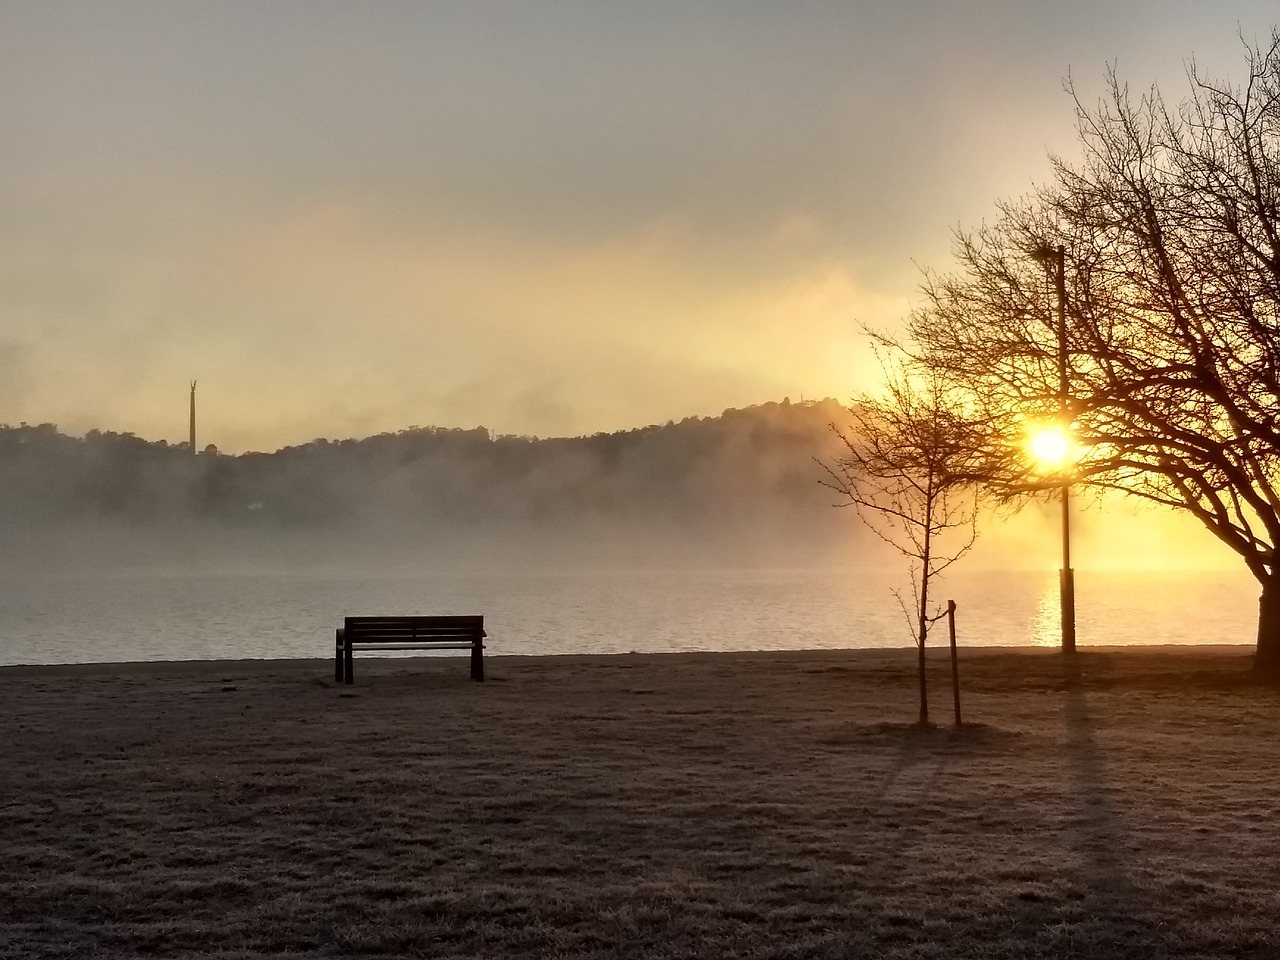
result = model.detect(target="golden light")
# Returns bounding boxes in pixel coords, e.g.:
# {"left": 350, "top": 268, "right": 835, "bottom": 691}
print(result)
{"left": 1027, "top": 423, "right": 1073, "bottom": 471}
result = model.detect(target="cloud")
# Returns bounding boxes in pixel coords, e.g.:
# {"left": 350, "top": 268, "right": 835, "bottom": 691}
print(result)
{"left": 4, "top": 1, "right": 1279, "bottom": 449}
{"left": 0, "top": 339, "right": 34, "bottom": 415}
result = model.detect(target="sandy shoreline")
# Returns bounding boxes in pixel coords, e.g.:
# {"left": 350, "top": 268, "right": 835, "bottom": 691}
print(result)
{"left": 0, "top": 641, "right": 1256, "bottom": 677}
{"left": 4, "top": 645, "right": 1277, "bottom": 958}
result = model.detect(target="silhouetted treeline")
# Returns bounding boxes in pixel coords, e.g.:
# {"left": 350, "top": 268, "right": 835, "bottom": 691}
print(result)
{"left": 0, "top": 400, "right": 856, "bottom": 543}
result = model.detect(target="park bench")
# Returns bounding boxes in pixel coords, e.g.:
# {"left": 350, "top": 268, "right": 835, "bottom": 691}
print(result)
{"left": 335, "top": 615, "right": 486, "bottom": 684}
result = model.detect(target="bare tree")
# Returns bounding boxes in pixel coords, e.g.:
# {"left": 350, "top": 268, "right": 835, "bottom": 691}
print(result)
{"left": 825, "top": 367, "right": 987, "bottom": 723}
{"left": 905, "top": 33, "right": 1280, "bottom": 672}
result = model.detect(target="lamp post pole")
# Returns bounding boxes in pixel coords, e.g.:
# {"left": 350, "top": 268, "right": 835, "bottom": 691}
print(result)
{"left": 1050, "top": 245, "right": 1076, "bottom": 654}
{"left": 1031, "top": 242, "right": 1076, "bottom": 653}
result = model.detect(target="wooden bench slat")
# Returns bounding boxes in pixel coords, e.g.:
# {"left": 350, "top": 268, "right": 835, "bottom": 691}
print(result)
{"left": 344, "top": 633, "right": 478, "bottom": 641}
{"left": 342, "top": 620, "right": 485, "bottom": 630}
{"left": 350, "top": 643, "right": 478, "bottom": 651}
{"left": 345, "top": 627, "right": 479, "bottom": 634}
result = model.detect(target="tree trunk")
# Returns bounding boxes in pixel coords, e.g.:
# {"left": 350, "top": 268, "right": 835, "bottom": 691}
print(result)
{"left": 1254, "top": 577, "right": 1280, "bottom": 675}
{"left": 917, "top": 500, "right": 932, "bottom": 726}
{"left": 916, "top": 614, "right": 929, "bottom": 725}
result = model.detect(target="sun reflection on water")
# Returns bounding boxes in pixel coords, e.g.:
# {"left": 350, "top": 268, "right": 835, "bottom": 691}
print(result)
{"left": 1030, "top": 576, "right": 1061, "bottom": 647}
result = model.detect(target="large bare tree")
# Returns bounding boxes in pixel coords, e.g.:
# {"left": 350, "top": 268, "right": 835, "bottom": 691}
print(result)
{"left": 906, "top": 33, "right": 1280, "bottom": 671}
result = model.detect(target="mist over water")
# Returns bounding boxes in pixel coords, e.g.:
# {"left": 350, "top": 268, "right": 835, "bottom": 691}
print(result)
{"left": 0, "top": 526, "right": 1259, "bottom": 666}
{"left": 0, "top": 403, "right": 1263, "bottom": 666}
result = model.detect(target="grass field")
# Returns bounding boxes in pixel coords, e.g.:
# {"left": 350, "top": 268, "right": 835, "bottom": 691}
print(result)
{"left": 4, "top": 646, "right": 1280, "bottom": 958}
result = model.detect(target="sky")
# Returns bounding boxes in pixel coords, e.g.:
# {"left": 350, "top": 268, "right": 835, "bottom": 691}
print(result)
{"left": 3, "top": 1, "right": 1279, "bottom": 453}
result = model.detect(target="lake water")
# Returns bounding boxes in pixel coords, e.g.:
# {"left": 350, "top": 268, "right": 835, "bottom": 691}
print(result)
{"left": 0, "top": 563, "right": 1261, "bottom": 665}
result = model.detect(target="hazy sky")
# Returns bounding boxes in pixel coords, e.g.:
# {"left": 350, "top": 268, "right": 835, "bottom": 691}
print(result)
{"left": 4, "top": 2, "right": 1278, "bottom": 452}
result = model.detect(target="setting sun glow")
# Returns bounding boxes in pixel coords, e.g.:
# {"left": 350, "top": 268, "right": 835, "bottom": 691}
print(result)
{"left": 1027, "top": 424, "right": 1073, "bottom": 471}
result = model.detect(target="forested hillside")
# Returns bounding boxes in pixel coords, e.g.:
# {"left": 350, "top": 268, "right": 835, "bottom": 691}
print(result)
{"left": 0, "top": 399, "right": 857, "bottom": 549}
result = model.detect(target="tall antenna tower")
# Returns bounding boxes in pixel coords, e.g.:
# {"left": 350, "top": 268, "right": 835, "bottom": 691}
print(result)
{"left": 189, "top": 380, "right": 197, "bottom": 454}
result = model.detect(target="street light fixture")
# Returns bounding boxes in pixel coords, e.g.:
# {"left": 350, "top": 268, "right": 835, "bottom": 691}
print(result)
{"left": 1030, "top": 243, "right": 1076, "bottom": 654}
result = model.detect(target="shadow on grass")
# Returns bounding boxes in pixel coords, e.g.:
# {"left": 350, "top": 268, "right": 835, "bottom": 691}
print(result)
{"left": 1023, "top": 654, "right": 1170, "bottom": 956}
{"left": 817, "top": 719, "right": 1023, "bottom": 752}
{"left": 850, "top": 668, "right": 1170, "bottom": 955}
{"left": 1061, "top": 657, "right": 1138, "bottom": 908}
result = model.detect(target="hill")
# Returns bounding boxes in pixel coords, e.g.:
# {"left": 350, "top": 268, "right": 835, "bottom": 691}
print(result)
{"left": 0, "top": 399, "right": 862, "bottom": 557}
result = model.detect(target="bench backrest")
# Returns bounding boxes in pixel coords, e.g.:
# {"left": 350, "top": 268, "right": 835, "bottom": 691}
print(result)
{"left": 343, "top": 615, "right": 484, "bottom": 644}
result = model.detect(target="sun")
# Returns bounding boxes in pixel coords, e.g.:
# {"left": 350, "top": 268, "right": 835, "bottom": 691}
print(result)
{"left": 1027, "top": 423, "right": 1074, "bottom": 471}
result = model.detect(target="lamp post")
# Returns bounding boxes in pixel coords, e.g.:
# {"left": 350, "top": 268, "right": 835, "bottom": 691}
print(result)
{"left": 1031, "top": 243, "right": 1076, "bottom": 654}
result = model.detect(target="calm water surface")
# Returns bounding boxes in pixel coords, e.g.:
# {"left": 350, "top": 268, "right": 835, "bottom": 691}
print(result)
{"left": 0, "top": 564, "right": 1260, "bottom": 665}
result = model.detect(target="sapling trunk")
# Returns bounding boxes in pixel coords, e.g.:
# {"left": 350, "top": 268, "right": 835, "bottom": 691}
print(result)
{"left": 917, "top": 489, "right": 933, "bottom": 725}
{"left": 948, "top": 600, "right": 961, "bottom": 727}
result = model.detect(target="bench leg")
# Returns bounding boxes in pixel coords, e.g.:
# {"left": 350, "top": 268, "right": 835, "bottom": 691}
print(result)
{"left": 345, "top": 642, "right": 354, "bottom": 685}
{"left": 335, "top": 629, "right": 344, "bottom": 683}
{"left": 471, "top": 642, "right": 484, "bottom": 682}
